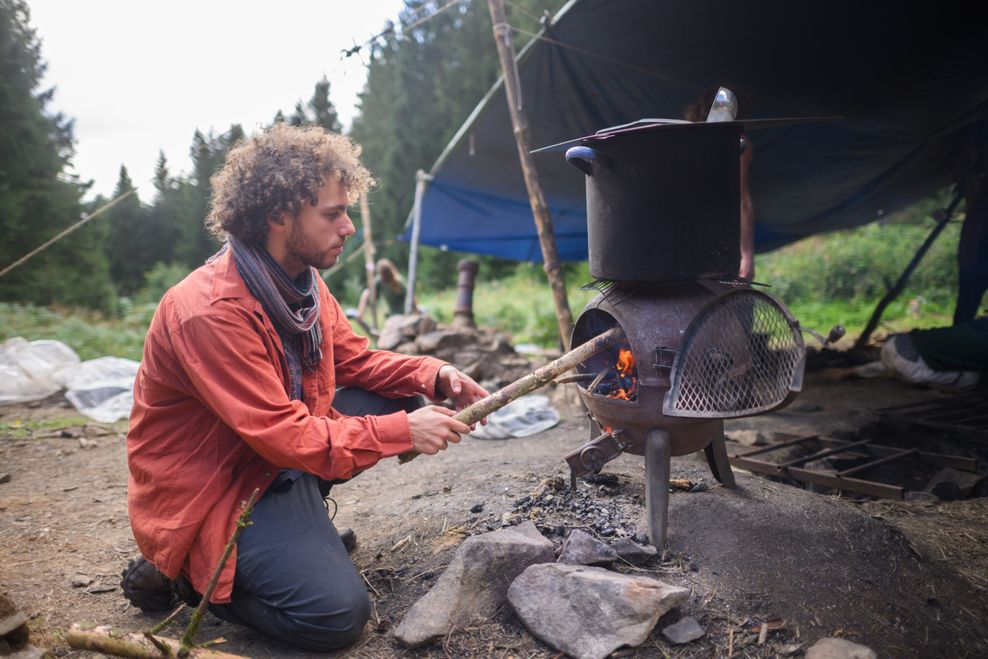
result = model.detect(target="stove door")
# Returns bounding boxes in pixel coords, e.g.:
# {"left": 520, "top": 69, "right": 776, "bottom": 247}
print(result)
{"left": 663, "top": 290, "right": 804, "bottom": 418}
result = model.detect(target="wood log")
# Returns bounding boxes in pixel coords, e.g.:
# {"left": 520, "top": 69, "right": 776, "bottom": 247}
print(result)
{"left": 66, "top": 629, "right": 245, "bottom": 659}
{"left": 400, "top": 326, "right": 623, "bottom": 463}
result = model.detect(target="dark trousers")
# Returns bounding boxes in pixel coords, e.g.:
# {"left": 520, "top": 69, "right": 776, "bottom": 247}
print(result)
{"left": 207, "top": 388, "right": 424, "bottom": 651}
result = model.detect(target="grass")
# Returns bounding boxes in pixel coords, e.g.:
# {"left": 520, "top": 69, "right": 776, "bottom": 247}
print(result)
{"left": 0, "top": 415, "right": 94, "bottom": 439}
{"left": 0, "top": 302, "right": 150, "bottom": 361}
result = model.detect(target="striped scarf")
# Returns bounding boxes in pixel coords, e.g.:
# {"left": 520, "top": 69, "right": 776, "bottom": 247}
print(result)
{"left": 227, "top": 236, "right": 322, "bottom": 399}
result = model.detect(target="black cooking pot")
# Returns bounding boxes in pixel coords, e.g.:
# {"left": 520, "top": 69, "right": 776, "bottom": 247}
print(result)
{"left": 565, "top": 121, "right": 742, "bottom": 283}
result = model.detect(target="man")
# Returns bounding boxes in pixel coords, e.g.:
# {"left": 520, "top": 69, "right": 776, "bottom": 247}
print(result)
{"left": 121, "top": 123, "right": 488, "bottom": 651}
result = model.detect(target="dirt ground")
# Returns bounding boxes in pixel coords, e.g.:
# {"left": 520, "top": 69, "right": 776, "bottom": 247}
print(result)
{"left": 2, "top": 373, "right": 988, "bottom": 658}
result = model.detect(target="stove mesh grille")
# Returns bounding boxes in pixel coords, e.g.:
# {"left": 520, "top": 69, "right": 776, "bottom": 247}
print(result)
{"left": 665, "top": 291, "right": 803, "bottom": 418}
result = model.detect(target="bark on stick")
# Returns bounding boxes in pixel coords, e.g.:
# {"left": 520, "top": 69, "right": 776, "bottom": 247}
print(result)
{"left": 400, "top": 326, "right": 624, "bottom": 463}
{"left": 66, "top": 629, "right": 246, "bottom": 659}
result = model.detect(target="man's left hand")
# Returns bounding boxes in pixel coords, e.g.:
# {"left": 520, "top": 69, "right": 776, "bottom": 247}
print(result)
{"left": 436, "top": 365, "right": 490, "bottom": 425}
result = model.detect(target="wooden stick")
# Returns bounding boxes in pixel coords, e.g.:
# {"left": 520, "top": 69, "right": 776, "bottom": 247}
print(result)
{"left": 179, "top": 488, "right": 261, "bottom": 656}
{"left": 487, "top": 0, "right": 574, "bottom": 351}
{"left": 359, "top": 192, "right": 378, "bottom": 330}
{"left": 400, "top": 326, "right": 623, "bottom": 463}
{"left": 66, "top": 629, "right": 245, "bottom": 659}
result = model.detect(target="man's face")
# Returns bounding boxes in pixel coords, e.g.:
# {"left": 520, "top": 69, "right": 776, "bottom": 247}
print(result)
{"left": 282, "top": 178, "right": 355, "bottom": 274}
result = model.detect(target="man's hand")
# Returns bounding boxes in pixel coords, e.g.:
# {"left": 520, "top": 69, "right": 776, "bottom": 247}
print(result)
{"left": 407, "top": 405, "right": 473, "bottom": 455}
{"left": 436, "top": 365, "right": 490, "bottom": 422}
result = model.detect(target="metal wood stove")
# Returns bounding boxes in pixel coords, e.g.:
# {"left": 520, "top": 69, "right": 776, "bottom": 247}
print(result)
{"left": 546, "top": 115, "right": 807, "bottom": 547}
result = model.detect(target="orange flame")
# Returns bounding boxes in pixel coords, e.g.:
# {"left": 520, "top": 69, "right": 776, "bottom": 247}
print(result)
{"left": 616, "top": 348, "right": 634, "bottom": 376}
{"left": 607, "top": 347, "right": 638, "bottom": 401}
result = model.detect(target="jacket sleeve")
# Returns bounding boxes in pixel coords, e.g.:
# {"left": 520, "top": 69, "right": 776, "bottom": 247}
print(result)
{"left": 171, "top": 304, "right": 412, "bottom": 480}
{"left": 324, "top": 290, "right": 447, "bottom": 399}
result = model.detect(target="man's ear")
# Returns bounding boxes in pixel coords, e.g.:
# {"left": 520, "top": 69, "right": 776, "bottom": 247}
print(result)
{"left": 267, "top": 211, "right": 290, "bottom": 233}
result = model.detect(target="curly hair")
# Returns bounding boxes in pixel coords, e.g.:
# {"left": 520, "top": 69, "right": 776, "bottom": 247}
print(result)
{"left": 205, "top": 123, "right": 374, "bottom": 243}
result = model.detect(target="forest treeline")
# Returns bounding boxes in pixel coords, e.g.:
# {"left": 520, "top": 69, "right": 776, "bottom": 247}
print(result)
{"left": 0, "top": 0, "right": 566, "bottom": 314}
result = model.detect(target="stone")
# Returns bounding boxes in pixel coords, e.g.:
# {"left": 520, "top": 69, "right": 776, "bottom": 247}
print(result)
{"left": 0, "top": 611, "right": 27, "bottom": 636}
{"left": 393, "top": 521, "right": 554, "bottom": 648}
{"left": 726, "top": 430, "right": 770, "bottom": 446}
{"left": 415, "top": 329, "right": 476, "bottom": 354}
{"left": 0, "top": 473, "right": 10, "bottom": 484}
{"left": 924, "top": 467, "right": 985, "bottom": 499}
{"left": 377, "top": 314, "right": 437, "bottom": 350}
{"left": 70, "top": 574, "right": 93, "bottom": 588}
{"left": 662, "top": 616, "right": 705, "bottom": 644}
{"left": 8, "top": 645, "right": 46, "bottom": 659}
{"left": 611, "top": 537, "right": 658, "bottom": 565}
{"left": 557, "top": 529, "right": 617, "bottom": 566}
{"left": 805, "top": 637, "right": 878, "bottom": 659}
{"left": 508, "top": 563, "right": 689, "bottom": 659}
{"left": 470, "top": 503, "right": 483, "bottom": 514}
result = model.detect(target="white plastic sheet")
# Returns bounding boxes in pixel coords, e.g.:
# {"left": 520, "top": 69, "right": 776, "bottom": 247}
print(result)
{"left": 54, "top": 356, "right": 140, "bottom": 423}
{"left": 469, "top": 394, "right": 560, "bottom": 440}
{"left": 0, "top": 337, "right": 139, "bottom": 422}
{"left": 0, "top": 337, "right": 80, "bottom": 405}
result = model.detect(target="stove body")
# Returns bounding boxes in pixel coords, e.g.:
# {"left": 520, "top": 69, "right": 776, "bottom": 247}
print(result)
{"left": 557, "top": 117, "right": 806, "bottom": 547}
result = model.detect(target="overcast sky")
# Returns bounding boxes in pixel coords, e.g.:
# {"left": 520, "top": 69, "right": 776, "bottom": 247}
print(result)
{"left": 27, "top": 0, "right": 407, "bottom": 201}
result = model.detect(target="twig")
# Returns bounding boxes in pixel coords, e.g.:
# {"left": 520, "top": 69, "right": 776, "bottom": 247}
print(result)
{"left": 390, "top": 534, "right": 412, "bottom": 552}
{"left": 179, "top": 488, "right": 261, "bottom": 656}
{"left": 144, "top": 631, "right": 172, "bottom": 656}
{"left": 360, "top": 571, "right": 382, "bottom": 598}
{"left": 148, "top": 604, "right": 187, "bottom": 636}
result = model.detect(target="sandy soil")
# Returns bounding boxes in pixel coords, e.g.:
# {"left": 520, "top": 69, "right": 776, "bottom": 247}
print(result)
{"left": 2, "top": 374, "right": 987, "bottom": 658}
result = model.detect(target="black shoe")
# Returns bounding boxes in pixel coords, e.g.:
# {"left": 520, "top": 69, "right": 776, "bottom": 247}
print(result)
{"left": 120, "top": 556, "right": 177, "bottom": 613}
{"left": 340, "top": 528, "right": 357, "bottom": 553}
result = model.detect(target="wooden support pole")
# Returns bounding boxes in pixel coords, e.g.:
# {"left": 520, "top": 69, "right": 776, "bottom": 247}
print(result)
{"left": 360, "top": 192, "right": 378, "bottom": 329}
{"left": 487, "top": 0, "right": 574, "bottom": 351}
{"left": 853, "top": 191, "right": 962, "bottom": 351}
{"left": 405, "top": 170, "right": 432, "bottom": 315}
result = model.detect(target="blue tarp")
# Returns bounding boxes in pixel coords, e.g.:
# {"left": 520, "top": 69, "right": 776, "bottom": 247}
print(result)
{"left": 405, "top": 0, "right": 988, "bottom": 261}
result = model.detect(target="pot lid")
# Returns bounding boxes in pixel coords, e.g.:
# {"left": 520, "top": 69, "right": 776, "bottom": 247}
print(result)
{"left": 531, "top": 116, "right": 835, "bottom": 154}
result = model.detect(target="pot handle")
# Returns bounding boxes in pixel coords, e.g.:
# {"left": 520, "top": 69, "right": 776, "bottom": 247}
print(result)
{"left": 565, "top": 146, "right": 597, "bottom": 176}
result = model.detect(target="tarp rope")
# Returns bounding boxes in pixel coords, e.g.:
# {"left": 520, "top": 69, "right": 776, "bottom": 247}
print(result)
{"left": 0, "top": 187, "right": 138, "bottom": 280}
{"left": 509, "top": 24, "right": 697, "bottom": 89}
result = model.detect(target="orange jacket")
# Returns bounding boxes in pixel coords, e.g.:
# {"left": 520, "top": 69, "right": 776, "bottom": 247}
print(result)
{"left": 127, "top": 249, "right": 445, "bottom": 603}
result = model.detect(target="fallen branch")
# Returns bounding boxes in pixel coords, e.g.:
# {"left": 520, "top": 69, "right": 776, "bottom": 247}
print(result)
{"left": 67, "top": 489, "right": 261, "bottom": 659}
{"left": 399, "top": 326, "right": 623, "bottom": 463}
{"left": 65, "top": 629, "right": 245, "bottom": 659}
{"left": 179, "top": 488, "right": 261, "bottom": 656}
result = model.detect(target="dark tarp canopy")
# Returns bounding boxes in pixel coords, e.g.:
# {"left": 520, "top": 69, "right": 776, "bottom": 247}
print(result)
{"left": 404, "top": 0, "right": 988, "bottom": 261}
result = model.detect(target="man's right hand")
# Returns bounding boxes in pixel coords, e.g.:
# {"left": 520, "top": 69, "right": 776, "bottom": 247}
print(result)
{"left": 407, "top": 405, "right": 472, "bottom": 455}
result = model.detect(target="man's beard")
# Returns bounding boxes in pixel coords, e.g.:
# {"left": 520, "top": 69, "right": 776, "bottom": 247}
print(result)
{"left": 287, "top": 223, "right": 340, "bottom": 271}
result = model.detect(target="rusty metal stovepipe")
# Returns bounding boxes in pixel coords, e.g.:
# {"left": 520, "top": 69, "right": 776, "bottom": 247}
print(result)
{"left": 452, "top": 260, "right": 480, "bottom": 329}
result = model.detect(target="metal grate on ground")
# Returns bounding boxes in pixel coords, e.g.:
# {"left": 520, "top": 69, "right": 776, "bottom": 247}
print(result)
{"left": 879, "top": 392, "right": 988, "bottom": 437}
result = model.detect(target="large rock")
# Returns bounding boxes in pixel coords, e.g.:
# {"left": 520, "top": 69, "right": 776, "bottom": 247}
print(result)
{"left": 612, "top": 537, "right": 658, "bottom": 565}
{"left": 377, "top": 314, "right": 437, "bottom": 350}
{"left": 557, "top": 529, "right": 617, "bottom": 566}
{"left": 805, "top": 637, "right": 878, "bottom": 659}
{"left": 393, "top": 521, "right": 554, "bottom": 648}
{"left": 507, "top": 563, "right": 689, "bottom": 659}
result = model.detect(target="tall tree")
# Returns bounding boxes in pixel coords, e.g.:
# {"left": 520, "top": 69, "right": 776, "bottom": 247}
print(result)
{"left": 0, "top": 0, "right": 115, "bottom": 311}
{"left": 172, "top": 125, "right": 245, "bottom": 267}
{"left": 348, "top": 0, "right": 566, "bottom": 292}
{"left": 286, "top": 76, "right": 344, "bottom": 133}
{"left": 104, "top": 165, "right": 147, "bottom": 295}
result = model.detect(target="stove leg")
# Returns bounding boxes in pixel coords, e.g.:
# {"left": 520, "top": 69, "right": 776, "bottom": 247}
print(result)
{"left": 704, "top": 424, "right": 737, "bottom": 489}
{"left": 645, "top": 429, "right": 671, "bottom": 549}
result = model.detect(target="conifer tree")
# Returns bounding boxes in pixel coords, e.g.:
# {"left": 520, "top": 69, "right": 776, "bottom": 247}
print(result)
{"left": 0, "top": 0, "right": 115, "bottom": 311}
{"left": 104, "top": 165, "right": 148, "bottom": 295}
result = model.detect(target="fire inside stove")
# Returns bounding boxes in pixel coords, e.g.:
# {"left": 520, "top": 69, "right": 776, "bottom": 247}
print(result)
{"left": 591, "top": 345, "right": 639, "bottom": 401}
